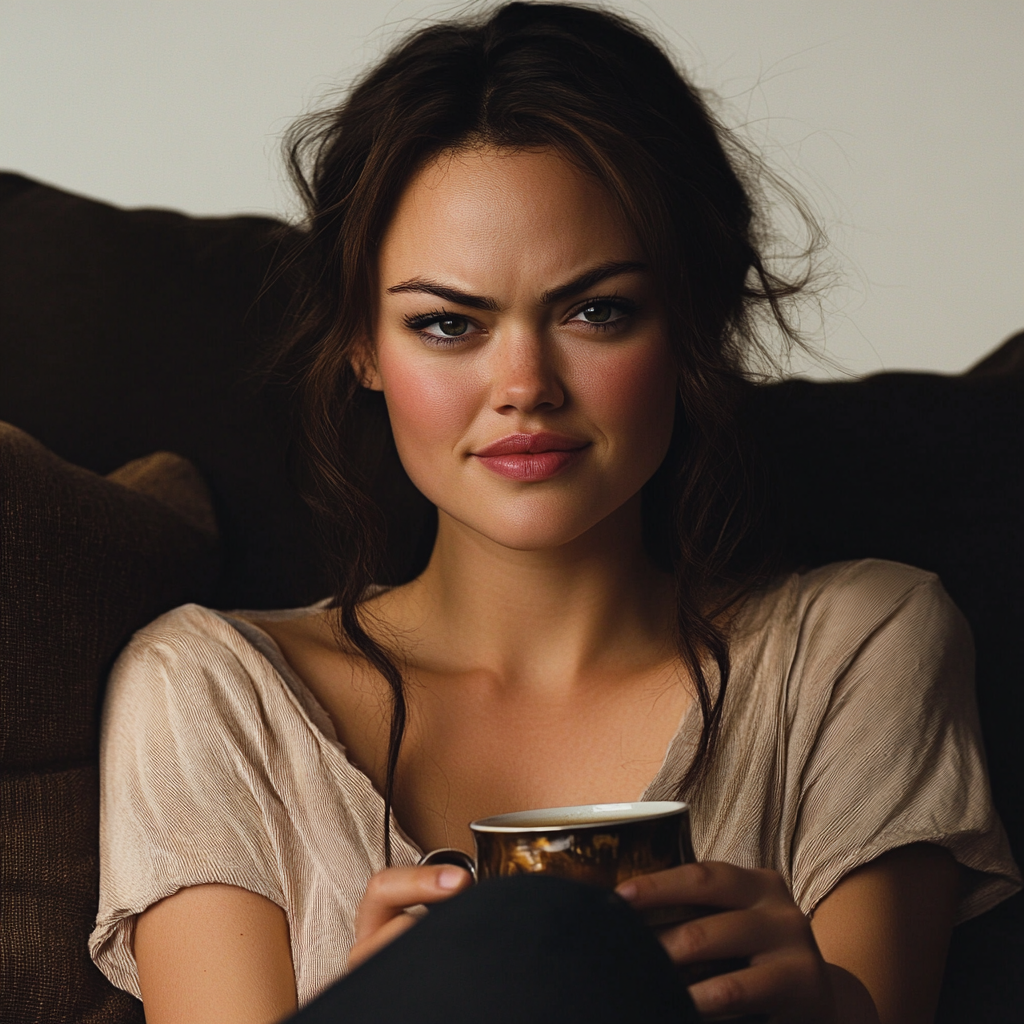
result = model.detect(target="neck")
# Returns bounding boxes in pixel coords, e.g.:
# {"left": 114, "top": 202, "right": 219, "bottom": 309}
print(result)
{"left": 390, "top": 494, "right": 676, "bottom": 690}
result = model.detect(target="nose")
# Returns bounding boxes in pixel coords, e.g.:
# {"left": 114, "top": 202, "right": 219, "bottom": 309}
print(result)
{"left": 489, "top": 329, "right": 565, "bottom": 414}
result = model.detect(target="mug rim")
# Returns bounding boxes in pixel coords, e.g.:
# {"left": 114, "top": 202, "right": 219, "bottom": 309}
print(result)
{"left": 470, "top": 800, "right": 689, "bottom": 834}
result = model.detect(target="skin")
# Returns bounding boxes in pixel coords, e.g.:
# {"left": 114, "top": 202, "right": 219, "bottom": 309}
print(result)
{"left": 134, "top": 147, "right": 960, "bottom": 1023}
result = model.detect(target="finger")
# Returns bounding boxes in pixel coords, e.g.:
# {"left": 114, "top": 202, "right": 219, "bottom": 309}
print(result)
{"left": 617, "top": 861, "right": 787, "bottom": 912}
{"left": 660, "top": 905, "right": 810, "bottom": 965}
{"left": 348, "top": 911, "right": 419, "bottom": 971}
{"left": 355, "top": 865, "right": 471, "bottom": 940}
{"left": 687, "top": 954, "right": 820, "bottom": 1020}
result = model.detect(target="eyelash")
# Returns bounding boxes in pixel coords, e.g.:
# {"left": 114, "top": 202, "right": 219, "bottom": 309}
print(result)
{"left": 574, "top": 295, "right": 639, "bottom": 332}
{"left": 402, "top": 296, "right": 639, "bottom": 346}
{"left": 402, "top": 309, "right": 471, "bottom": 347}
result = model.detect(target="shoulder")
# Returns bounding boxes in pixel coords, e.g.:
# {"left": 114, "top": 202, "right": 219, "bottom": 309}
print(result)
{"left": 795, "top": 557, "right": 957, "bottom": 621}
{"left": 765, "top": 558, "right": 969, "bottom": 662}
{"left": 99, "top": 603, "right": 340, "bottom": 845}
{"left": 805, "top": 560, "right": 971, "bottom": 676}
{"left": 732, "top": 560, "right": 974, "bottom": 739}
{"left": 111, "top": 601, "right": 330, "bottom": 678}
{"left": 103, "top": 603, "right": 310, "bottom": 756}
{"left": 118, "top": 601, "right": 251, "bottom": 654}
{"left": 776, "top": 561, "right": 974, "bottom": 729}
{"left": 109, "top": 603, "right": 259, "bottom": 700}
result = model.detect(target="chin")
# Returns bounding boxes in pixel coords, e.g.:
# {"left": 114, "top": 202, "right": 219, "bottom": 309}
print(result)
{"left": 469, "top": 523, "right": 593, "bottom": 552}
{"left": 440, "top": 492, "right": 632, "bottom": 553}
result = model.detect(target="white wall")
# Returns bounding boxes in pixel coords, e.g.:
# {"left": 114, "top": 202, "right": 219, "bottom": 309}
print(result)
{"left": 2, "top": 0, "right": 1021, "bottom": 378}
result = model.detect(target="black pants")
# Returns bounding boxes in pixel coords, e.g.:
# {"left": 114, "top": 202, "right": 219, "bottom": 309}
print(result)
{"left": 291, "top": 875, "right": 701, "bottom": 1023}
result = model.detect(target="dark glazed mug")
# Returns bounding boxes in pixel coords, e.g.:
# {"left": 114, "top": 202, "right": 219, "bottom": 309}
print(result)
{"left": 419, "top": 800, "right": 694, "bottom": 888}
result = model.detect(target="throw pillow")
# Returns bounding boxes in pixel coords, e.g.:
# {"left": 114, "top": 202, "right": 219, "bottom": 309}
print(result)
{"left": 0, "top": 425, "right": 220, "bottom": 1024}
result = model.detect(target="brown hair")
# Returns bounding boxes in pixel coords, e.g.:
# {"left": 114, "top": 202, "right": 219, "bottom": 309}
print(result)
{"left": 278, "top": 2, "right": 814, "bottom": 862}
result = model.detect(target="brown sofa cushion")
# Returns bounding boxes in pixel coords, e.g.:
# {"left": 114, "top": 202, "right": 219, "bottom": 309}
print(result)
{"left": 0, "top": 171, "right": 321, "bottom": 610}
{"left": 1, "top": 767, "right": 140, "bottom": 1024}
{"left": 0, "top": 427, "right": 220, "bottom": 768}
{"left": 0, "top": 425, "right": 221, "bottom": 1023}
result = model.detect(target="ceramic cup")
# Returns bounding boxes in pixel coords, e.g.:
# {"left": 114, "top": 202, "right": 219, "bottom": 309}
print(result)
{"left": 419, "top": 800, "right": 694, "bottom": 889}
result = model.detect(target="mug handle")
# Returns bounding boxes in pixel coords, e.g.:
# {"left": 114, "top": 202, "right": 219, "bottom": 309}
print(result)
{"left": 418, "top": 847, "right": 478, "bottom": 882}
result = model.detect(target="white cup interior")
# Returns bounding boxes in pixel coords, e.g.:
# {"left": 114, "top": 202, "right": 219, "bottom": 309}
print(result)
{"left": 470, "top": 800, "right": 688, "bottom": 833}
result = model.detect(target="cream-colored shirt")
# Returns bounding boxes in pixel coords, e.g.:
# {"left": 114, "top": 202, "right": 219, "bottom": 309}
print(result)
{"left": 89, "top": 559, "right": 1021, "bottom": 1006}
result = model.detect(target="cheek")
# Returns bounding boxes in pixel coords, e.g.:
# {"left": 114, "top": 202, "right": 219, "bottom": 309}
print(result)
{"left": 375, "top": 345, "right": 478, "bottom": 480}
{"left": 571, "top": 340, "right": 677, "bottom": 452}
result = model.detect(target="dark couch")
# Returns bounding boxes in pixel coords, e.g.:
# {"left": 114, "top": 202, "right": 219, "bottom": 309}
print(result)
{"left": 1, "top": 171, "right": 1020, "bottom": 1022}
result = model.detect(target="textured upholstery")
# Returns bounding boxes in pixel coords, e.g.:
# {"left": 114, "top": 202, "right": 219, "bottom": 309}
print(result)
{"left": 0, "top": 172, "right": 319, "bottom": 610}
{"left": 1, "top": 768, "right": 139, "bottom": 1024}
{"left": 0, "top": 428, "right": 220, "bottom": 1023}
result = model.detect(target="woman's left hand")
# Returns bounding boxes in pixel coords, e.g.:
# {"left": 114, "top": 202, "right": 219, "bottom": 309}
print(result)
{"left": 616, "top": 861, "right": 873, "bottom": 1023}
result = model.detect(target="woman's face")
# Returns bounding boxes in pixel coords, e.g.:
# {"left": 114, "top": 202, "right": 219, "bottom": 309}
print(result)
{"left": 369, "top": 146, "right": 678, "bottom": 552}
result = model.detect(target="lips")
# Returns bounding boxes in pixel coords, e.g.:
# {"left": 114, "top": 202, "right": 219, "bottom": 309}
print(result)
{"left": 472, "top": 432, "right": 590, "bottom": 481}
{"left": 474, "top": 432, "right": 589, "bottom": 457}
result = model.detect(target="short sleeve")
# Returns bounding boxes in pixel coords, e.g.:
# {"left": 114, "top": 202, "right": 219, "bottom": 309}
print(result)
{"left": 88, "top": 606, "right": 288, "bottom": 1000}
{"left": 788, "top": 569, "right": 1021, "bottom": 923}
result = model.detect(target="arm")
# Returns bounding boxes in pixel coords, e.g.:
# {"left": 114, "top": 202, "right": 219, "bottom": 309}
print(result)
{"left": 134, "top": 884, "right": 297, "bottom": 1024}
{"left": 133, "top": 866, "right": 474, "bottom": 1024}
{"left": 811, "top": 842, "right": 959, "bottom": 1024}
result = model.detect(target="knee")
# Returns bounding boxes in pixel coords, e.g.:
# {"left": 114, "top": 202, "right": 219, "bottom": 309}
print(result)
{"left": 438, "top": 873, "right": 640, "bottom": 949}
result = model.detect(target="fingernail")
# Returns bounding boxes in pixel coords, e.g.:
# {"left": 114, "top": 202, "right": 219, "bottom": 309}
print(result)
{"left": 437, "top": 866, "right": 466, "bottom": 890}
{"left": 616, "top": 881, "right": 638, "bottom": 901}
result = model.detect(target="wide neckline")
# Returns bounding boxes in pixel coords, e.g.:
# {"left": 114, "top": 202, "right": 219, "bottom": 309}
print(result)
{"left": 218, "top": 603, "right": 711, "bottom": 856}
{"left": 216, "top": 608, "right": 426, "bottom": 863}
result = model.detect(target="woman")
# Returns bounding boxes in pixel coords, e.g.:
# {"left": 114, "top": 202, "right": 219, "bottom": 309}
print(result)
{"left": 89, "top": 4, "right": 1019, "bottom": 1023}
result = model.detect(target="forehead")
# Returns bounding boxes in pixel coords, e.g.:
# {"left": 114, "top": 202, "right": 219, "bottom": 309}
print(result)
{"left": 379, "top": 146, "right": 643, "bottom": 296}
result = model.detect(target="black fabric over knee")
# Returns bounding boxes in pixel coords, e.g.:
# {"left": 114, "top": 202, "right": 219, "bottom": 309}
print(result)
{"left": 292, "top": 874, "right": 698, "bottom": 1023}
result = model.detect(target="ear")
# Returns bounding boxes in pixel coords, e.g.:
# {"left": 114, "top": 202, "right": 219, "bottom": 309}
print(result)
{"left": 350, "top": 339, "right": 384, "bottom": 391}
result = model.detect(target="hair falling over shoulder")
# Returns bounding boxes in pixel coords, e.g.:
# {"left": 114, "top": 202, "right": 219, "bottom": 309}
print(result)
{"left": 271, "top": 2, "right": 820, "bottom": 863}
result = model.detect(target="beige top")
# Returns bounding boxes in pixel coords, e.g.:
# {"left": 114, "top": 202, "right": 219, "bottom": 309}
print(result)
{"left": 89, "top": 559, "right": 1021, "bottom": 1006}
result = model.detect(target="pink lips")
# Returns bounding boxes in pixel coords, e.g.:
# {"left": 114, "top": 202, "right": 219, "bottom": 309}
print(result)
{"left": 472, "top": 432, "right": 590, "bottom": 481}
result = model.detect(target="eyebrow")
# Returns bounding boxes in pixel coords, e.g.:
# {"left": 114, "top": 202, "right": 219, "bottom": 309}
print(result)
{"left": 386, "top": 280, "right": 500, "bottom": 312}
{"left": 541, "top": 260, "right": 648, "bottom": 305}
{"left": 386, "top": 260, "right": 648, "bottom": 311}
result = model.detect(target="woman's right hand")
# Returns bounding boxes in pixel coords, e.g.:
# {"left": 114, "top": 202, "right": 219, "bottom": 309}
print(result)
{"left": 349, "top": 864, "right": 473, "bottom": 970}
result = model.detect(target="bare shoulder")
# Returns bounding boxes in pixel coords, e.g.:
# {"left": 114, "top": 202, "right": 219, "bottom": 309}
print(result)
{"left": 231, "top": 606, "right": 375, "bottom": 696}
{"left": 231, "top": 600, "right": 395, "bottom": 781}
{"left": 233, "top": 603, "right": 340, "bottom": 657}
{"left": 232, "top": 585, "right": 410, "bottom": 665}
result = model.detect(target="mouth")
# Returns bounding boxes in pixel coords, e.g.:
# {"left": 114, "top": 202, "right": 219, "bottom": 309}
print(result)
{"left": 472, "top": 432, "right": 590, "bottom": 481}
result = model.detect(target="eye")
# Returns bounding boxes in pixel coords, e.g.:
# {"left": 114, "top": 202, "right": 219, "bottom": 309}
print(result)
{"left": 568, "top": 298, "right": 636, "bottom": 330}
{"left": 425, "top": 316, "right": 471, "bottom": 338}
{"left": 402, "top": 311, "right": 480, "bottom": 345}
{"left": 576, "top": 303, "right": 614, "bottom": 323}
